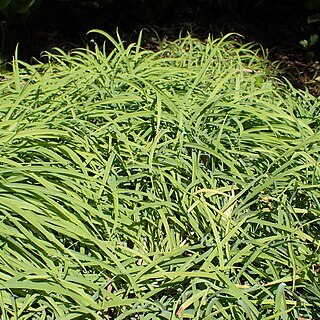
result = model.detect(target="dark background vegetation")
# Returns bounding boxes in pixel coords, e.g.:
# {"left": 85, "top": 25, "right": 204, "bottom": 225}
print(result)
{"left": 1, "top": 0, "right": 320, "bottom": 94}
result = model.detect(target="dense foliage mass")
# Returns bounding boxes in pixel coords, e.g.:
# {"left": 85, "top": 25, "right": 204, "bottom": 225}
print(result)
{"left": 0, "top": 31, "right": 319, "bottom": 319}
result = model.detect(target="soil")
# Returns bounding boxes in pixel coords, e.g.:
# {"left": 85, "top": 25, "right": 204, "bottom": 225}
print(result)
{"left": 1, "top": 0, "right": 320, "bottom": 96}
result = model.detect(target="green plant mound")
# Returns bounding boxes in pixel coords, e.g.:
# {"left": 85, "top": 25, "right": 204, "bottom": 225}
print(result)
{"left": 0, "top": 31, "right": 319, "bottom": 319}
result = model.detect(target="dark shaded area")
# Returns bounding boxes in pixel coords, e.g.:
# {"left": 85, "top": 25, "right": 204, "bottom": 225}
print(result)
{"left": 1, "top": 0, "right": 320, "bottom": 95}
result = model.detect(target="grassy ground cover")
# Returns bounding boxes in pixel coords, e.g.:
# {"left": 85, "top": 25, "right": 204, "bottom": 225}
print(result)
{"left": 0, "top": 30, "right": 319, "bottom": 319}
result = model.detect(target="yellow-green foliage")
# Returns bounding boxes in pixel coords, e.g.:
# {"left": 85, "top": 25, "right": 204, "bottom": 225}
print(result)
{"left": 0, "top": 31, "right": 319, "bottom": 319}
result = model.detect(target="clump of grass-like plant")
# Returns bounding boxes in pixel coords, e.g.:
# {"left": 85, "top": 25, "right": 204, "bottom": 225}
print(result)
{"left": 0, "top": 30, "right": 319, "bottom": 319}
